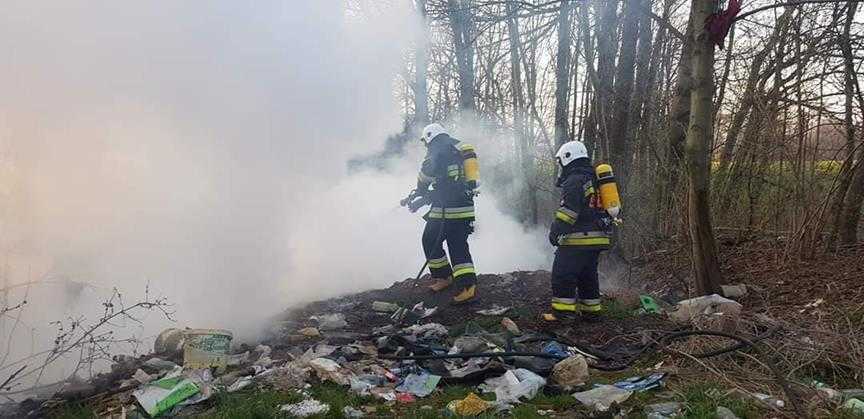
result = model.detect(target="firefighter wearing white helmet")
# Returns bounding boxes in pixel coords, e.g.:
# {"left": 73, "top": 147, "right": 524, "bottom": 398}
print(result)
{"left": 545, "top": 141, "right": 612, "bottom": 322}
{"left": 409, "top": 123, "right": 480, "bottom": 304}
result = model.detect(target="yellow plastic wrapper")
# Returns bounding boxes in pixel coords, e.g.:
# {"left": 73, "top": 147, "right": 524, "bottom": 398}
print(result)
{"left": 447, "top": 392, "right": 491, "bottom": 416}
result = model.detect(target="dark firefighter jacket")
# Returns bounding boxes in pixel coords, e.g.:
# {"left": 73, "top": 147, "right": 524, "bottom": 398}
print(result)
{"left": 417, "top": 134, "right": 475, "bottom": 221}
{"left": 549, "top": 159, "right": 610, "bottom": 250}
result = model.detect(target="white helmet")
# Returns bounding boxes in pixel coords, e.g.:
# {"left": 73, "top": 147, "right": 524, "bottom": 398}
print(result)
{"left": 420, "top": 123, "right": 448, "bottom": 144}
{"left": 555, "top": 141, "right": 588, "bottom": 167}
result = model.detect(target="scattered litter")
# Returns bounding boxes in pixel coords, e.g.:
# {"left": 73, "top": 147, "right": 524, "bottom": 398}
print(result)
{"left": 262, "top": 363, "right": 311, "bottom": 390}
{"left": 372, "top": 301, "right": 401, "bottom": 313}
{"left": 396, "top": 371, "right": 441, "bottom": 397}
{"left": 350, "top": 374, "right": 386, "bottom": 395}
{"left": 812, "top": 380, "right": 842, "bottom": 400}
{"left": 751, "top": 393, "right": 785, "bottom": 409}
{"left": 396, "top": 392, "right": 416, "bottom": 403}
{"left": 402, "top": 323, "right": 448, "bottom": 340}
{"left": 447, "top": 392, "right": 492, "bottom": 416}
{"left": 154, "top": 328, "right": 185, "bottom": 357}
{"left": 842, "top": 389, "right": 864, "bottom": 400}
{"left": 500, "top": 317, "right": 521, "bottom": 335}
{"left": 392, "top": 302, "right": 438, "bottom": 323}
{"left": 613, "top": 373, "right": 666, "bottom": 392}
{"left": 312, "top": 313, "right": 348, "bottom": 330}
{"left": 133, "top": 374, "right": 200, "bottom": 417}
{"left": 715, "top": 406, "right": 740, "bottom": 419}
{"left": 226, "top": 352, "right": 250, "bottom": 367}
{"left": 541, "top": 342, "right": 569, "bottom": 359}
{"left": 476, "top": 306, "right": 510, "bottom": 316}
{"left": 227, "top": 376, "right": 253, "bottom": 392}
{"left": 640, "top": 295, "right": 661, "bottom": 314}
{"left": 183, "top": 329, "right": 233, "bottom": 369}
{"left": 343, "top": 406, "right": 365, "bottom": 418}
{"left": 142, "top": 357, "right": 180, "bottom": 373}
{"left": 644, "top": 402, "right": 682, "bottom": 418}
{"left": 720, "top": 284, "right": 748, "bottom": 299}
{"left": 279, "top": 399, "right": 330, "bottom": 417}
{"left": 309, "top": 357, "right": 351, "bottom": 385}
{"left": 298, "top": 327, "right": 321, "bottom": 337}
{"left": 479, "top": 368, "right": 545, "bottom": 405}
{"left": 412, "top": 302, "right": 438, "bottom": 318}
{"left": 372, "top": 325, "right": 395, "bottom": 335}
{"left": 669, "top": 294, "right": 742, "bottom": 323}
{"left": 370, "top": 387, "right": 397, "bottom": 401}
{"left": 572, "top": 385, "right": 632, "bottom": 411}
{"left": 844, "top": 398, "right": 864, "bottom": 414}
{"left": 132, "top": 369, "right": 153, "bottom": 385}
{"left": 550, "top": 355, "right": 589, "bottom": 387}
{"left": 514, "top": 355, "right": 558, "bottom": 375}
{"left": 452, "top": 336, "right": 487, "bottom": 354}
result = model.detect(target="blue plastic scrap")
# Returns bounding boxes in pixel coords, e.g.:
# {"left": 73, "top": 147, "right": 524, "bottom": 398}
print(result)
{"left": 613, "top": 373, "right": 666, "bottom": 392}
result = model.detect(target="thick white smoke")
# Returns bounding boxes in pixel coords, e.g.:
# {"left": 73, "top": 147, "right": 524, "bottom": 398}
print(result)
{"left": 0, "top": 1, "right": 549, "bottom": 387}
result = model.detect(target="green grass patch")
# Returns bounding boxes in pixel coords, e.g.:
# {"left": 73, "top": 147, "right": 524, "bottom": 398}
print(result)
{"left": 202, "top": 389, "right": 303, "bottom": 419}
{"left": 603, "top": 299, "right": 635, "bottom": 320}
{"left": 679, "top": 383, "right": 762, "bottom": 419}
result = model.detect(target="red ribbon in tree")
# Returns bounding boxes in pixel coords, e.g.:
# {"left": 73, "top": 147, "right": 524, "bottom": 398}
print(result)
{"left": 706, "top": 0, "right": 741, "bottom": 49}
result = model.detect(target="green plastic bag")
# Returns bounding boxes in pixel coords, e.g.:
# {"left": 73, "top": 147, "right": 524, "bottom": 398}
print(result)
{"left": 133, "top": 374, "right": 200, "bottom": 417}
{"left": 639, "top": 295, "right": 661, "bottom": 314}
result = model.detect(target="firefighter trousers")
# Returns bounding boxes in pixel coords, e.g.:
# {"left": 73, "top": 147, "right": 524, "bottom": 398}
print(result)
{"left": 422, "top": 219, "right": 476, "bottom": 288}
{"left": 551, "top": 247, "right": 602, "bottom": 312}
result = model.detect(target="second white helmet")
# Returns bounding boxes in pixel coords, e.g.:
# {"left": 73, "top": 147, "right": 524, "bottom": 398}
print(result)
{"left": 555, "top": 141, "right": 589, "bottom": 167}
{"left": 420, "top": 123, "right": 448, "bottom": 144}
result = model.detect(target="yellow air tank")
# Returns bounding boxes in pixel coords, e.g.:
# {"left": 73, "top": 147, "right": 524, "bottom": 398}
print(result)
{"left": 459, "top": 143, "right": 479, "bottom": 189}
{"left": 595, "top": 163, "right": 621, "bottom": 219}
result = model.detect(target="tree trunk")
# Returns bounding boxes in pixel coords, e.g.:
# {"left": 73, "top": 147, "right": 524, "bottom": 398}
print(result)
{"left": 838, "top": 2, "right": 863, "bottom": 245}
{"left": 664, "top": 19, "right": 694, "bottom": 212}
{"left": 554, "top": 0, "right": 575, "bottom": 148}
{"left": 608, "top": 0, "right": 641, "bottom": 182}
{"left": 593, "top": 0, "right": 619, "bottom": 158}
{"left": 686, "top": 0, "right": 723, "bottom": 296}
{"left": 577, "top": 2, "right": 598, "bottom": 156}
{"left": 506, "top": 1, "right": 538, "bottom": 225}
{"left": 414, "top": 0, "right": 429, "bottom": 127}
{"left": 630, "top": 0, "right": 654, "bottom": 156}
{"left": 447, "top": 0, "right": 476, "bottom": 113}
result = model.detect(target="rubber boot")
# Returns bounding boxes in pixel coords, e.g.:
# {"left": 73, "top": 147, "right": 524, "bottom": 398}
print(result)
{"left": 542, "top": 311, "right": 579, "bottom": 322}
{"left": 577, "top": 303, "right": 604, "bottom": 323}
{"left": 428, "top": 276, "right": 453, "bottom": 292}
{"left": 451, "top": 285, "right": 476, "bottom": 305}
{"left": 580, "top": 311, "right": 603, "bottom": 323}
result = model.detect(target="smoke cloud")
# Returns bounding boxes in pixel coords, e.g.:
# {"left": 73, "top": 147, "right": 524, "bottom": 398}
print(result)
{"left": 0, "top": 1, "right": 549, "bottom": 385}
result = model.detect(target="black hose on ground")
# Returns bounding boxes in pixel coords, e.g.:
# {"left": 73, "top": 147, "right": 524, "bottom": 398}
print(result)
{"left": 380, "top": 328, "right": 781, "bottom": 372}
{"left": 379, "top": 351, "right": 565, "bottom": 361}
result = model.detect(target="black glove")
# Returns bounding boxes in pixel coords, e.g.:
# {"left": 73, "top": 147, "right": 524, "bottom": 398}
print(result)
{"left": 548, "top": 223, "right": 560, "bottom": 247}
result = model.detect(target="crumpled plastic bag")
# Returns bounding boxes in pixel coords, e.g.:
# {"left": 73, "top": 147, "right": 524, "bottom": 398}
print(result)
{"left": 309, "top": 357, "right": 351, "bottom": 385}
{"left": 669, "top": 294, "right": 742, "bottom": 323}
{"left": 402, "top": 323, "right": 448, "bottom": 340}
{"left": 395, "top": 371, "right": 441, "bottom": 397}
{"left": 573, "top": 385, "right": 633, "bottom": 411}
{"left": 479, "top": 369, "right": 545, "bottom": 405}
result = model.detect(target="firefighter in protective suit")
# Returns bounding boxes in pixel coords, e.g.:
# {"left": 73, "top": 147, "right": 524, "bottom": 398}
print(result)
{"left": 546, "top": 140, "right": 611, "bottom": 321}
{"left": 414, "top": 123, "right": 478, "bottom": 304}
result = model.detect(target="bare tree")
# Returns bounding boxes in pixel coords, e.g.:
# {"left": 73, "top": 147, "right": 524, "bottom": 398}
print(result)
{"left": 685, "top": 0, "right": 723, "bottom": 295}
{"left": 553, "top": 0, "right": 574, "bottom": 148}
